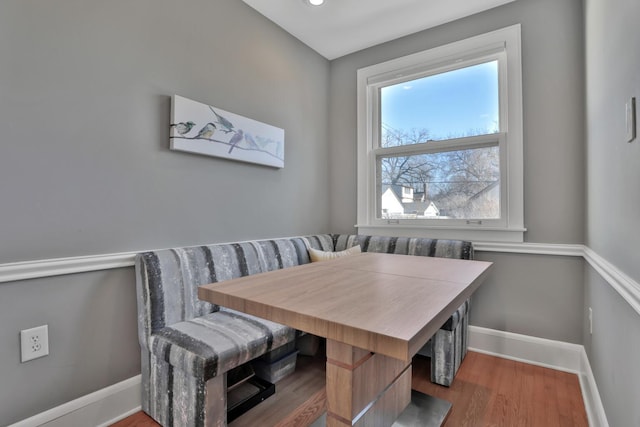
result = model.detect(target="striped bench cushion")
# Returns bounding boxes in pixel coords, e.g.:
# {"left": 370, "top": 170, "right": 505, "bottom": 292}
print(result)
{"left": 149, "top": 308, "right": 295, "bottom": 381}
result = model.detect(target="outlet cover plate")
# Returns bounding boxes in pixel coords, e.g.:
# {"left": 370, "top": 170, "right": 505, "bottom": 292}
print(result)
{"left": 20, "top": 325, "right": 49, "bottom": 362}
{"left": 626, "top": 97, "right": 636, "bottom": 143}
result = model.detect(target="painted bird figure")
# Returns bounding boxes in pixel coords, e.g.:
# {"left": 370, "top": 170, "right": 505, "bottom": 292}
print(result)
{"left": 195, "top": 122, "right": 216, "bottom": 139}
{"left": 210, "top": 108, "right": 235, "bottom": 134}
{"left": 171, "top": 121, "right": 196, "bottom": 135}
{"left": 227, "top": 129, "right": 244, "bottom": 153}
{"left": 244, "top": 132, "right": 259, "bottom": 150}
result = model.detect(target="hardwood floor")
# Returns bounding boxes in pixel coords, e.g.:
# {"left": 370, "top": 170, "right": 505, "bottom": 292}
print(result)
{"left": 413, "top": 352, "right": 588, "bottom": 427}
{"left": 112, "top": 351, "right": 588, "bottom": 427}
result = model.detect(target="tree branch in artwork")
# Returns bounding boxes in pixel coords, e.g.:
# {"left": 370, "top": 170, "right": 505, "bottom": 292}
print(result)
{"left": 170, "top": 134, "right": 284, "bottom": 162}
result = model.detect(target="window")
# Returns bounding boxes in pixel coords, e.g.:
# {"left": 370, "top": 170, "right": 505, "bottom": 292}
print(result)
{"left": 356, "top": 25, "right": 524, "bottom": 242}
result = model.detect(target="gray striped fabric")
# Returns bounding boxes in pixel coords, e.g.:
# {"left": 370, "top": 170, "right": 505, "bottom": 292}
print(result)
{"left": 135, "top": 234, "right": 333, "bottom": 426}
{"left": 333, "top": 234, "right": 474, "bottom": 387}
{"left": 149, "top": 309, "right": 295, "bottom": 381}
{"left": 134, "top": 231, "right": 471, "bottom": 426}
{"left": 333, "top": 234, "right": 473, "bottom": 260}
{"left": 136, "top": 236, "right": 333, "bottom": 347}
{"left": 440, "top": 299, "right": 470, "bottom": 331}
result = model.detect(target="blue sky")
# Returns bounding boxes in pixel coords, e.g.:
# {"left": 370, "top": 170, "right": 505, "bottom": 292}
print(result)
{"left": 381, "top": 61, "right": 499, "bottom": 140}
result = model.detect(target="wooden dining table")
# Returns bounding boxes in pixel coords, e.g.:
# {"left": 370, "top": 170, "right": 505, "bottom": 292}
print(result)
{"left": 198, "top": 252, "right": 492, "bottom": 427}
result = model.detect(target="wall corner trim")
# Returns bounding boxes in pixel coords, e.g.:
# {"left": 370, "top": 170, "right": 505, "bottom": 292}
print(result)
{"left": 1, "top": 242, "right": 639, "bottom": 319}
{"left": 0, "top": 241, "right": 587, "bottom": 284}
{"left": 0, "top": 252, "right": 136, "bottom": 284}
{"left": 475, "top": 242, "right": 640, "bottom": 317}
{"left": 583, "top": 247, "right": 640, "bottom": 316}
{"left": 474, "top": 241, "right": 585, "bottom": 256}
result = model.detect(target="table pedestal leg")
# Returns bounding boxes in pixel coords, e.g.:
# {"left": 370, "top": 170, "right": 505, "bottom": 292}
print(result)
{"left": 325, "top": 340, "right": 412, "bottom": 427}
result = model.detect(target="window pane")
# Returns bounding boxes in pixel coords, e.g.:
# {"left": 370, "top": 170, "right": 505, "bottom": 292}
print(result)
{"left": 377, "top": 146, "right": 500, "bottom": 220}
{"left": 380, "top": 61, "right": 499, "bottom": 145}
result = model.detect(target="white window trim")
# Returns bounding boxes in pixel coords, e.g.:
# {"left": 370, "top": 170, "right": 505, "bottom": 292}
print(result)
{"left": 356, "top": 24, "right": 525, "bottom": 243}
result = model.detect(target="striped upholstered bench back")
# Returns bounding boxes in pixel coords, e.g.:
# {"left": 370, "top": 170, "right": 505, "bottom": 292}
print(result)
{"left": 333, "top": 234, "right": 473, "bottom": 260}
{"left": 135, "top": 235, "right": 334, "bottom": 349}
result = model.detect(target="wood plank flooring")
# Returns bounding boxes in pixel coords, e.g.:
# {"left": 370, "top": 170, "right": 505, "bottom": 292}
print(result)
{"left": 112, "top": 351, "right": 588, "bottom": 427}
{"left": 412, "top": 352, "right": 588, "bottom": 426}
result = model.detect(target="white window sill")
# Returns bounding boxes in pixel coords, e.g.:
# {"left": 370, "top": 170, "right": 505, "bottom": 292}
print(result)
{"left": 355, "top": 224, "right": 526, "bottom": 243}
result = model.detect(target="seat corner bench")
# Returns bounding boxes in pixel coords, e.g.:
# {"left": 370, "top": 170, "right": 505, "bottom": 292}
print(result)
{"left": 135, "top": 233, "right": 474, "bottom": 426}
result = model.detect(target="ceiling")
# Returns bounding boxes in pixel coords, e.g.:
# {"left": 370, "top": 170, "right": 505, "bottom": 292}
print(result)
{"left": 242, "top": 0, "right": 517, "bottom": 60}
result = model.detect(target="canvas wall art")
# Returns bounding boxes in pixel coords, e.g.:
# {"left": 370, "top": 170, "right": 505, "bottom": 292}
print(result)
{"left": 170, "top": 95, "right": 284, "bottom": 168}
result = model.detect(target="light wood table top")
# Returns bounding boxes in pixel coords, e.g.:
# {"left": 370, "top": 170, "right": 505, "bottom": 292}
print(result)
{"left": 198, "top": 252, "right": 492, "bottom": 362}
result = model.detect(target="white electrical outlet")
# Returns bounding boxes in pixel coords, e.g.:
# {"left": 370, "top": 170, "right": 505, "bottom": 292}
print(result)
{"left": 20, "top": 325, "right": 49, "bottom": 362}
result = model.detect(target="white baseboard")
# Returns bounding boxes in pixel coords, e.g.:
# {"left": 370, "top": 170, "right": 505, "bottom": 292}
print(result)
{"left": 469, "top": 325, "right": 608, "bottom": 427}
{"left": 10, "top": 328, "right": 610, "bottom": 427}
{"left": 468, "top": 325, "right": 584, "bottom": 373}
{"left": 578, "top": 348, "right": 610, "bottom": 427}
{"left": 8, "top": 375, "right": 141, "bottom": 427}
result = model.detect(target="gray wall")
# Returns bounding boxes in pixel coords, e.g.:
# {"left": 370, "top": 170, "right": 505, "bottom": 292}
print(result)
{"left": 0, "top": 270, "right": 139, "bottom": 425}
{"left": 328, "top": 0, "right": 585, "bottom": 245}
{"left": 0, "top": 0, "right": 331, "bottom": 264}
{"left": 584, "top": 0, "right": 640, "bottom": 425}
{"left": 583, "top": 267, "right": 640, "bottom": 426}
{"left": 473, "top": 252, "right": 584, "bottom": 344}
{"left": 0, "top": 0, "right": 330, "bottom": 424}
{"left": 328, "top": 0, "right": 587, "bottom": 340}
{"left": 584, "top": 0, "right": 640, "bottom": 281}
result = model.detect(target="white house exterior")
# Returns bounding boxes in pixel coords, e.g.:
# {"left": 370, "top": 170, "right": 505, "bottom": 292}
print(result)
{"left": 381, "top": 187, "right": 405, "bottom": 216}
{"left": 381, "top": 185, "right": 440, "bottom": 218}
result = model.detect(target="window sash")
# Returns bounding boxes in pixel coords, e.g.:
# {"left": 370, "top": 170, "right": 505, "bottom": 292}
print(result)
{"left": 373, "top": 133, "right": 502, "bottom": 157}
{"left": 378, "top": 59, "right": 503, "bottom": 147}
{"left": 371, "top": 133, "right": 507, "bottom": 228}
{"left": 356, "top": 24, "right": 524, "bottom": 243}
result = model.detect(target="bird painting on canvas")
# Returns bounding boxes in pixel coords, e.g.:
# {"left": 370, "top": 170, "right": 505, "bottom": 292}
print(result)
{"left": 170, "top": 95, "right": 284, "bottom": 168}
{"left": 227, "top": 129, "right": 244, "bottom": 153}
{"left": 195, "top": 122, "right": 217, "bottom": 139}
{"left": 170, "top": 121, "right": 196, "bottom": 135}
{"left": 210, "top": 108, "right": 235, "bottom": 134}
